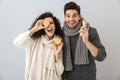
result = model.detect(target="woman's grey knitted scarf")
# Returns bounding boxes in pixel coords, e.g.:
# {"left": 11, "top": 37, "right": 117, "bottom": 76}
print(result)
{"left": 63, "top": 18, "right": 89, "bottom": 71}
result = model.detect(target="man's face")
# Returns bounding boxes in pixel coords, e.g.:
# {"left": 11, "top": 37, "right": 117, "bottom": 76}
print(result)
{"left": 64, "top": 10, "right": 81, "bottom": 29}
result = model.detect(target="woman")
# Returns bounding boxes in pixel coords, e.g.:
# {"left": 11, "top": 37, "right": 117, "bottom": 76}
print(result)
{"left": 13, "top": 12, "right": 64, "bottom": 80}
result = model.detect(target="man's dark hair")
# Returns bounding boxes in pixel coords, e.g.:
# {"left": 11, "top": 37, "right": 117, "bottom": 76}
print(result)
{"left": 30, "top": 12, "right": 62, "bottom": 39}
{"left": 64, "top": 1, "right": 81, "bottom": 15}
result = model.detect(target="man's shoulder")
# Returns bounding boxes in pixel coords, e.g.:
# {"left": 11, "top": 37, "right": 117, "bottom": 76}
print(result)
{"left": 89, "top": 26, "right": 98, "bottom": 40}
{"left": 89, "top": 26, "right": 97, "bottom": 33}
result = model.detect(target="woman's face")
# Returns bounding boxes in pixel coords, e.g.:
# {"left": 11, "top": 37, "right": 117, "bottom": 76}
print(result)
{"left": 44, "top": 17, "right": 55, "bottom": 40}
{"left": 64, "top": 10, "right": 81, "bottom": 29}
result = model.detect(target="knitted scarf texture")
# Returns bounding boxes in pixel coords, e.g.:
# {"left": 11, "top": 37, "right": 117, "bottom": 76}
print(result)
{"left": 63, "top": 18, "right": 89, "bottom": 71}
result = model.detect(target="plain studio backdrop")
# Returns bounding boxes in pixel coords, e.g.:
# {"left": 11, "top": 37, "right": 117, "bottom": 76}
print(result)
{"left": 0, "top": 0, "right": 120, "bottom": 80}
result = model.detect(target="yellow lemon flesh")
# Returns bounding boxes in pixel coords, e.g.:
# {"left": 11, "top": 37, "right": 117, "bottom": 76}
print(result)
{"left": 82, "top": 20, "right": 87, "bottom": 26}
{"left": 43, "top": 20, "right": 49, "bottom": 27}
{"left": 54, "top": 38, "right": 61, "bottom": 45}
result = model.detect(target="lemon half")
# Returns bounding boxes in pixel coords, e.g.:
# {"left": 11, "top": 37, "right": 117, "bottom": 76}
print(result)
{"left": 43, "top": 20, "right": 49, "bottom": 27}
{"left": 54, "top": 38, "right": 61, "bottom": 45}
{"left": 82, "top": 20, "right": 87, "bottom": 26}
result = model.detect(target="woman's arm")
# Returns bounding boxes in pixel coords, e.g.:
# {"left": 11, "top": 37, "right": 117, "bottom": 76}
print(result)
{"left": 55, "top": 51, "right": 64, "bottom": 77}
{"left": 13, "top": 31, "right": 33, "bottom": 48}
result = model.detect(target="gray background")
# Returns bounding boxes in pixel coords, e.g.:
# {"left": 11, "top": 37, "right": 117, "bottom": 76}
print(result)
{"left": 0, "top": 0, "right": 120, "bottom": 80}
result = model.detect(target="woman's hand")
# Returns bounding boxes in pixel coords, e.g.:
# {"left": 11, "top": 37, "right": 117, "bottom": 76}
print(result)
{"left": 54, "top": 41, "right": 63, "bottom": 62}
{"left": 29, "top": 20, "right": 45, "bottom": 36}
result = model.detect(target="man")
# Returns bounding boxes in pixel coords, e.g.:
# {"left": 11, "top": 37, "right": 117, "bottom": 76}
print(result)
{"left": 62, "top": 2, "right": 106, "bottom": 80}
